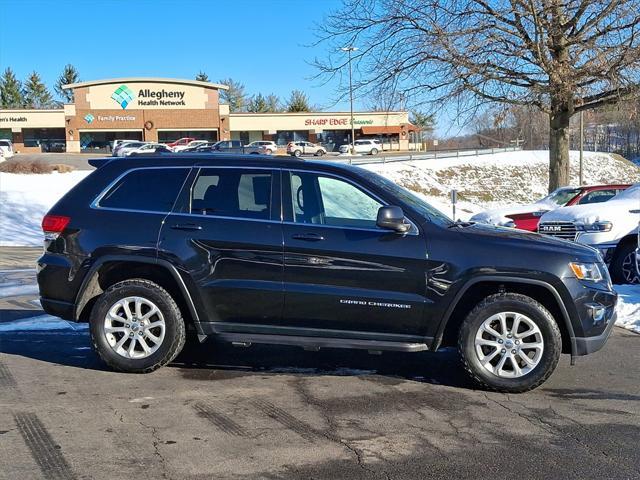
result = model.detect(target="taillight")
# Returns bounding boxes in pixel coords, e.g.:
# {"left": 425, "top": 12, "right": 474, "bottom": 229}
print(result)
{"left": 42, "top": 215, "right": 70, "bottom": 239}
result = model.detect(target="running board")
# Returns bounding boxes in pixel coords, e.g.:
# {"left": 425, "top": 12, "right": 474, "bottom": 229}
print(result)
{"left": 216, "top": 332, "right": 429, "bottom": 352}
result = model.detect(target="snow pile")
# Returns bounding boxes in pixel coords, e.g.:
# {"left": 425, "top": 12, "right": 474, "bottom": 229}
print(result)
{"left": 615, "top": 285, "right": 640, "bottom": 333}
{"left": 0, "top": 170, "right": 92, "bottom": 246}
{"left": 363, "top": 150, "right": 640, "bottom": 220}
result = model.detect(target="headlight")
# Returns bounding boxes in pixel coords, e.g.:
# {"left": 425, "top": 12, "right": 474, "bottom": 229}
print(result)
{"left": 578, "top": 221, "right": 613, "bottom": 232}
{"left": 569, "top": 262, "right": 603, "bottom": 282}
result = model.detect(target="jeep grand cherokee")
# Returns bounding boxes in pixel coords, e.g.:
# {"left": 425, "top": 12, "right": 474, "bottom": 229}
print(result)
{"left": 37, "top": 155, "right": 618, "bottom": 392}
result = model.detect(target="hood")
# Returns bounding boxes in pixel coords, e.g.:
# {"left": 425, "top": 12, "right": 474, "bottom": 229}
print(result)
{"left": 470, "top": 202, "right": 552, "bottom": 225}
{"left": 459, "top": 222, "right": 598, "bottom": 260}
{"left": 541, "top": 195, "right": 640, "bottom": 224}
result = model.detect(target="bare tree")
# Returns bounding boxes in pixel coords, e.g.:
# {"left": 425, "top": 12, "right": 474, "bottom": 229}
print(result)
{"left": 315, "top": 0, "right": 640, "bottom": 191}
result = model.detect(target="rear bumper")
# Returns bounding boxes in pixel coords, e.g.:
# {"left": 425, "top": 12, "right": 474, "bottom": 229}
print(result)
{"left": 574, "top": 311, "right": 616, "bottom": 356}
{"left": 40, "top": 297, "right": 75, "bottom": 321}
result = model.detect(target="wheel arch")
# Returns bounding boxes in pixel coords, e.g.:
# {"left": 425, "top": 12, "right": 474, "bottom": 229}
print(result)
{"left": 433, "top": 276, "right": 576, "bottom": 355}
{"left": 74, "top": 255, "right": 203, "bottom": 334}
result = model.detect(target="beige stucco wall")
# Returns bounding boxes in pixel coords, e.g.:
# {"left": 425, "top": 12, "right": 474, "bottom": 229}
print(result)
{"left": 0, "top": 109, "right": 65, "bottom": 129}
{"left": 229, "top": 111, "right": 409, "bottom": 133}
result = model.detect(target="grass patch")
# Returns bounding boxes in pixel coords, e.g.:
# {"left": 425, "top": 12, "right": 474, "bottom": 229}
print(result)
{"left": 0, "top": 160, "right": 52, "bottom": 174}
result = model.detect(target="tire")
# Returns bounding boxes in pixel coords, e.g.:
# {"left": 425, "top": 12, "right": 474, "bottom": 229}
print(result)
{"left": 610, "top": 241, "right": 640, "bottom": 284}
{"left": 458, "top": 293, "right": 561, "bottom": 393}
{"left": 90, "top": 279, "right": 186, "bottom": 373}
{"left": 370, "top": 148, "right": 378, "bottom": 155}
{"left": 315, "top": 150, "right": 325, "bottom": 157}
{"left": 293, "top": 150, "right": 302, "bottom": 157}
{"left": 266, "top": 149, "right": 273, "bottom": 154}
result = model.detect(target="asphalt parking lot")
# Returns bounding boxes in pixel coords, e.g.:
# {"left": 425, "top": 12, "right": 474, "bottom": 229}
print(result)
{"left": 1, "top": 247, "right": 639, "bottom": 480}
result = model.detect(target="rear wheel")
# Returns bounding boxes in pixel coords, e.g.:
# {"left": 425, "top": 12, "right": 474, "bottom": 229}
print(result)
{"left": 458, "top": 293, "right": 561, "bottom": 392}
{"left": 611, "top": 241, "right": 640, "bottom": 284}
{"left": 315, "top": 150, "right": 325, "bottom": 156}
{"left": 90, "top": 279, "right": 186, "bottom": 373}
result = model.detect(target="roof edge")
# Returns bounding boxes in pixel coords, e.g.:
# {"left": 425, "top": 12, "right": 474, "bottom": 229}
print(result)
{"left": 62, "top": 78, "right": 229, "bottom": 91}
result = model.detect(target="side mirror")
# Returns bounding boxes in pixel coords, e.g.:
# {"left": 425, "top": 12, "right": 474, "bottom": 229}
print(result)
{"left": 377, "top": 206, "right": 410, "bottom": 233}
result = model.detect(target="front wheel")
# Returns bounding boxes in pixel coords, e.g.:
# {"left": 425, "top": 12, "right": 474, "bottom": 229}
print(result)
{"left": 458, "top": 293, "right": 561, "bottom": 392}
{"left": 370, "top": 148, "right": 378, "bottom": 155}
{"left": 315, "top": 150, "right": 325, "bottom": 156}
{"left": 611, "top": 241, "right": 640, "bottom": 284}
{"left": 90, "top": 279, "right": 186, "bottom": 373}
{"left": 293, "top": 150, "right": 302, "bottom": 157}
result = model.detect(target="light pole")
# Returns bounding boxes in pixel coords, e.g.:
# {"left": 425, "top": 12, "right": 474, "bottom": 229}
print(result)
{"left": 341, "top": 46, "right": 358, "bottom": 152}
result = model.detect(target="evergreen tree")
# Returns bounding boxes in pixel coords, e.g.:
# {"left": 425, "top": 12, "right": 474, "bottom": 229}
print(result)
{"left": 195, "top": 71, "right": 209, "bottom": 82}
{"left": 218, "top": 78, "right": 247, "bottom": 112}
{"left": 22, "top": 72, "right": 55, "bottom": 108}
{"left": 54, "top": 64, "right": 80, "bottom": 103}
{"left": 0, "top": 68, "right": 23, "bottom": 108}
{"left": 265, "top": 94, "right": 280, "bottom": 112}
{"left": 247, "top": 93, "right": 269, "bottom": 113}
{"left": 285, "top": 90, "right": 311, "bottom": 112}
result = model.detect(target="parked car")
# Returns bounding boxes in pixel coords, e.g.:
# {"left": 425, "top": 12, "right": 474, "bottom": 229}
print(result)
{"left": 37, "top": 154, "right": 617, "bottom": 392}
{"left": 287, "top": 141, "right": 326, "bottom": 157}
{"left": 538, "top": 183, "right": 640, "bottom": 284}
{"left": 113, "top": 141, "right": 147, "bottom": 157}
{"left": 173, "top": 139, "right": 208, "bottom": 152}
{"left": 195, "top": 140, "right": 267, "bottom": 155}
{"left": 179, "top": 142, "right": 216, "bottom": 153}
{"left": 0, "top": 139, "right": 14, "bottom": 159}
{"left": 166, "top": 137, "right": 196, "bottom": 150}
{"left": 127, "top": 143, "right": 173, "bottom": 156}
{"left": 113, "top": 139, "right": 140, "bottom": 151}
{"left": 339, "top": 139, "right": 382, "bottom": 155}
{"left": 246, "top": 141, "right": 278, "bottom": 155}
{"left": 472, "top": 184, "right": 631, "bottom": 231}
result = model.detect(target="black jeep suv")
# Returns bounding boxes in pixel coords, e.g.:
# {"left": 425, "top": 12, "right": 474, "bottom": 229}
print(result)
{"left": 37, "top": 155, "right": 618, "bottom": 392}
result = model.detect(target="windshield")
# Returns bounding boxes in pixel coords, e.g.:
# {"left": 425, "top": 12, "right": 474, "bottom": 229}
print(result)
{"left": 358, "top": 169, "right": 453, "bottom": 226}
{"left": 613, "top": 183, "right": 640, "bottom": 200}
{"left": 538, "top": 187, "right": 582, "bottom": 206}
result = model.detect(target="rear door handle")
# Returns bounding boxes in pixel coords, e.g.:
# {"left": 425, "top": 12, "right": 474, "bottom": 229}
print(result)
{"left": 292, "top": 233, "right": 325, "bottom": 241}
{"left": 170, "top": 223, "right": 202, "bottom": 231}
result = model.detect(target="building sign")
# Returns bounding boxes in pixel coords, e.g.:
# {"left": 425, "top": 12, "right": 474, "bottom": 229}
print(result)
{"left": 0, "top": 110, "right": 65, "bottom": 128}
{"left": 85, "top": 82, "right": 210, "bottom": 110}
{"left": 304, "top": 117, "right": 375, "bottom": 127}
{"left": 84, "top": 113, "right": 137, "bottom": 124}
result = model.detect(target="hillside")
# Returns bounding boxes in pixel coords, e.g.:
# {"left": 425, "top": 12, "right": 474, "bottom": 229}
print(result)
{"left": 363, "top": 150, "right": 640, "bottom": 219}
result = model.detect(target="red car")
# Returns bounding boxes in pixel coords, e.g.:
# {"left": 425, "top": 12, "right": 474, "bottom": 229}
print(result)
{"left": 507, "top": 184, "right": 631, "bottom": 231}
{"left": 472, "top": 184, "right": 631, "bottom": 231}
{"left": 166, "top": 137, "right": 195, "bottom": 149}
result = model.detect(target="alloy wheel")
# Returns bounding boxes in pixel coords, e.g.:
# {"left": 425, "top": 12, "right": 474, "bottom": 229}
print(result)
{"left": 474, "top": 311, "right": 544, "bottom": 378}
{"left": 104, "top": 296, "right": 166, "bottom": 359}
{"left": 621, "top": 250, "right": 640, "bottom": 284}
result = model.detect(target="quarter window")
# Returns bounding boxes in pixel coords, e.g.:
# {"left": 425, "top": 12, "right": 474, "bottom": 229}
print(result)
{"left": 288, "top": 172, "right": 382, "bottom": 228}
{"left": 190, "top": 169, "right": 272, "bottom": 219}
{"left": 98, "top": 168, "right": 189, "bottom": 212}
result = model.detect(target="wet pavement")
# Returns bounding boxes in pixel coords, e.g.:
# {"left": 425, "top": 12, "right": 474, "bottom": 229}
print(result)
{"left": 1, "top": 247, "right": 639, "bottom": 479}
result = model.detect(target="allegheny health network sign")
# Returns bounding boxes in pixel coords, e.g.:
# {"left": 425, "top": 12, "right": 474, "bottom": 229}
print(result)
{"left": 85, "top": 82, "right": 210, "bottom": 110}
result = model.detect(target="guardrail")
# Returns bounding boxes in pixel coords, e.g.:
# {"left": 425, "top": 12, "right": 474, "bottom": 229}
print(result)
{"left": 336, "top": 146, "right": 522, "bottom": 165}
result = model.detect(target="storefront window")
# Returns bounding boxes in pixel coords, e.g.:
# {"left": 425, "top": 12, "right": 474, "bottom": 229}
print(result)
{"left": 0, "top": 129, "right": 11, "bottom": 141}
{"left": 23, "top": 128, "right": 66, "bottom": 152}
{"left": 273, "top": 130, "right": 308, "bottom": 146}
{"left": 157, "top": 130, "right": 218, "bottom": 143}
{"left": 80, "top": 131, "right": 142, "bottom": 152}
{"left": 316, "top": 130, "right": 352, "bottom": 152}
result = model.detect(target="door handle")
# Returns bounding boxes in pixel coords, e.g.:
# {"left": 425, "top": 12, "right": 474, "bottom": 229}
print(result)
{"left": 292, "top": 233, "right": 325, "bottom": 241}
{"left": 170, "top": 223, "right": 202, "bottom": 231}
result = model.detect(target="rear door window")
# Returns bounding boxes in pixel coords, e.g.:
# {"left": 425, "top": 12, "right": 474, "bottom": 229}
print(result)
{"left": 98, "top": 168, "right": 190, "bottom": 212}
{"left": 189, "top": 168, "right": 273, "bottom": 220}
{"left": 578, "top": 189, "right": 618, "bottom": 204}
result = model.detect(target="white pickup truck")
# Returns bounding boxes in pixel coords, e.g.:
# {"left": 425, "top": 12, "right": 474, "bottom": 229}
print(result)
{"left": 538, "top": 184, "right": 640, "bottom": 284}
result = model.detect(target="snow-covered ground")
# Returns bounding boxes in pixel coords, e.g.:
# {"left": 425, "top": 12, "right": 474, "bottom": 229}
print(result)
{"left": 614, "top": 285, "right": 640, "bottom": 333}
{"left": 363, "top": 150, "right": 640, "bottom": 220}
{"left": 0, "top": 170, "right": 92, "bottom": 246}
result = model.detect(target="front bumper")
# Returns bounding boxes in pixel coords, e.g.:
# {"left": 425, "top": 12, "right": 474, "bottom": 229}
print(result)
{"left": 574, "top": 311, "right": 617, "bottom": 355}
